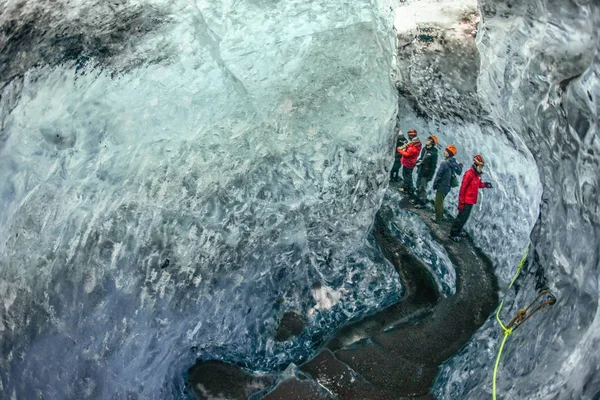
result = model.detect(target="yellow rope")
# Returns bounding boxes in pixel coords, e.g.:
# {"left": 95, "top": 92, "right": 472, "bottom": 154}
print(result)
{"left": 508, "top": 244, "right": 529, "bottom": 289}
{"left": 492, "top": 326, "right": 512, "bottom": 400}
{"left": 492, "top": 244, "right": 529, "bottom": 400}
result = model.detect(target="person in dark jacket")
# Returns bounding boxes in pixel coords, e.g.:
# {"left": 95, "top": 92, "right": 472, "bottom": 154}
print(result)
{"left": 397, "top": 129, "right": 422, "bottom": 194}
{"left": 449, "top": 154, "right": 493, "bottom": 241}
{"left": 432, "top": 145, "right": 462, "bottom": 222}
{"left": 390, "top": 131, "right": 408, "bottom": 182}
{"left": 414, "top": 135, "right": 439, "bottom": 206}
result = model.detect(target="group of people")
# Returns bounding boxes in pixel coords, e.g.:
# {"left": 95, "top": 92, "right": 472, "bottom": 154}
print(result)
{"left": 390, "top": 128, "right": 493, "bottom": 241}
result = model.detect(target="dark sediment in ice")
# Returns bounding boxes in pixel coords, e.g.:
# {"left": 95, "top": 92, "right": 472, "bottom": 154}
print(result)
{"left": 0, "top": 0, "right": 171, "bottom": 87}
{"left": 275, "top": 311, "right": 306, "bottom": 342}
{"left": 187, "top": 360, "right": 275, "bottom": 400}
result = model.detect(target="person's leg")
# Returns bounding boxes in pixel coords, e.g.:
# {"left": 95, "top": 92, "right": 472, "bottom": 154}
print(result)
{"left": 409, "top": 168, "right": 416, "bottom": 192}
{"left": 459, "top": 204, "right": 473, "bottom": 235}
{"left": 424, "top": 177, "right": 433, "bottom": 203}
{"left": 434, "top": 191, "right": 446, "bottom": 221}
{"left": 407, "top": 168, "right": 415, "bottom": 193}
{"left": 416, "top": 175, "right": 427, "bottom": 203}
{"left": 391, "top": 161, "right": 400, "bottom": 180}
{"left": 402, "top": 166, "right": 414, "bottom": 192}
{"left": 450, "top": 204, "right": 473, "bottom": 237}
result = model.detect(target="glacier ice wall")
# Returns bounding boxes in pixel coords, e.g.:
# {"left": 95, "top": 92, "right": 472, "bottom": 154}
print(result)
{"left": 435, "top": 1, "right": 600, "bottom": 399}
{"left": 0, "top": 0, "right": 402, "bottom": 398}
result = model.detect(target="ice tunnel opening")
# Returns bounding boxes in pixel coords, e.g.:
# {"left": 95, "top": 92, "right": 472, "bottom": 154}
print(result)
{"left": 392, "top": 0, "right": 542, "bottom": 287}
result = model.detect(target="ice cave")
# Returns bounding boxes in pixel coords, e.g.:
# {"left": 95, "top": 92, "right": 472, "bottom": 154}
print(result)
{"left": 0, "top": 0, "right": 598, "bottom": 399}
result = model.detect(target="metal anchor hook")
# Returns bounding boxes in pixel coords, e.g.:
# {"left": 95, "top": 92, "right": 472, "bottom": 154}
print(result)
{"left": 545, "top": 291, "right": 557, "bottom": 305}
{"left": 508, "top": 289, "right": 557, "bottom": 330}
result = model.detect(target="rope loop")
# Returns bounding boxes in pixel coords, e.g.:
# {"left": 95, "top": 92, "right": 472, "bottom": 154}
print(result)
{"left": 492, "top": 245, "right": 557, "bottom": 400}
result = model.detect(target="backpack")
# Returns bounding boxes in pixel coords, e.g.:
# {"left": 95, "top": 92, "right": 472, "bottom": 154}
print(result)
{"left": 451, "top": 173, "right": 459, "bottom": 188}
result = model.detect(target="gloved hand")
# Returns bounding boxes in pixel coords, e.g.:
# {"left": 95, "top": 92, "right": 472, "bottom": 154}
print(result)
{"left": 484, "top": 182, "right": 493, "bottom": 188}
{"left": 458, "top": 202, "right": 465, "bottom": 211}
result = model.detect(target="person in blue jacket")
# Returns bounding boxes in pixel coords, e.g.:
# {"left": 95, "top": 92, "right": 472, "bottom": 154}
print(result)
{"left": 431, "top": 145, "right": 463, "bottom": 223}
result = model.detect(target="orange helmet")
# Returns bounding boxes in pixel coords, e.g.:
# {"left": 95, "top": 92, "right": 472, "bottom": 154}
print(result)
{"left": 445, "top": 145, "right": 457, "bottom": 156}
{"left": 473, "top": 155, "right": 485, "bottom": 165}
{"left": 428, "top": 135, "right": 438, "bottom": 145}
{"left": 407, "top": 129, "right": 417, "bottom": 138}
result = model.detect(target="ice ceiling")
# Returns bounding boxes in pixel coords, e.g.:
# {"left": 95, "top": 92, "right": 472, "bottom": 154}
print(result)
{"left": 0, "top": 0, "right": 598, "bottom": 399}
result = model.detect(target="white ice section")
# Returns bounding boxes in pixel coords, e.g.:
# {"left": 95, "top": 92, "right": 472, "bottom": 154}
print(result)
{"left": 394, "top": 0, "right": 477, "bottom": 36}
{"left": 0, "top": 0, "right": 400, "bottom": 398}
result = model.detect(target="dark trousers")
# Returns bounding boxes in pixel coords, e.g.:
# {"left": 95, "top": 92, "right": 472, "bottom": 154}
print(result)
{"left": 416, "top": 175, "right": 431, "bottom": 204}
{"left": 391, "top": 161, "right": 401, "bottom": 180}
{"left": 402, "top": 166, "right": 415, "bottom": 192}
{"left": 450, "top": 204, "right": 473, "bottom": 236}
{"left": 434, "top": 191, "right": 446, "bottom": 221}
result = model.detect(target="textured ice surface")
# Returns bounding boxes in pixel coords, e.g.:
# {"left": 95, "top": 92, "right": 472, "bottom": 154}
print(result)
{"left": 0, "top": 0, "right": 401, "bottom": 398}
{"left": 433, "top": 1, "right": 600, "bottom": 399}
{"left": 382, "top": 189, "right": 456, "bottom": 297}
{"left": 2, "top": 0, "right": 598, "bottom": 398}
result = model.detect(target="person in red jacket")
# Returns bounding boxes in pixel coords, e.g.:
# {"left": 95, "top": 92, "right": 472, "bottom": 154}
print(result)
{"left": 397, "top": 129, "right": 422, "bottom": 194}
{"left": 449, "top": 155, "right": 493, "bottom": 241}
